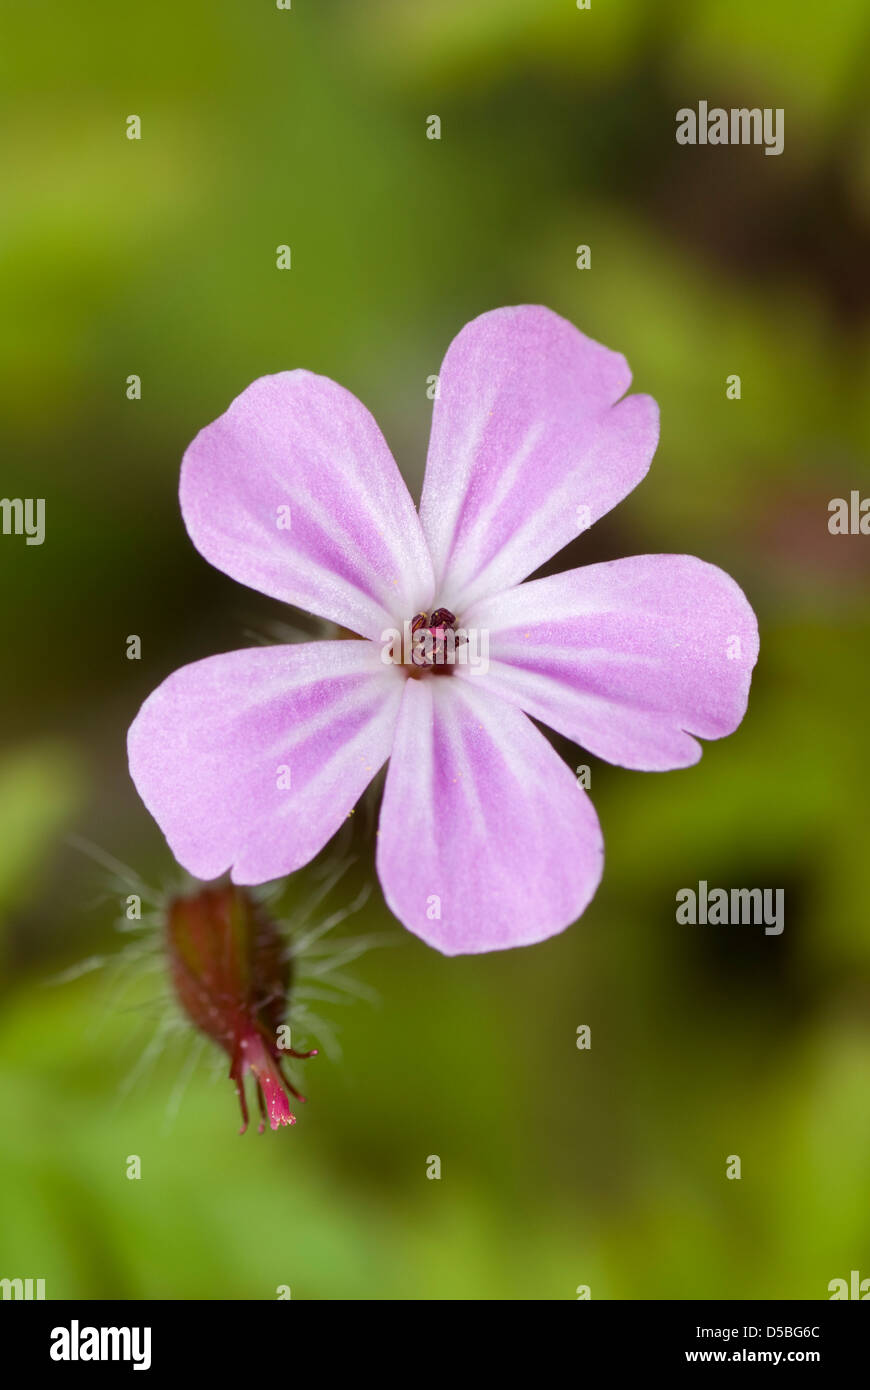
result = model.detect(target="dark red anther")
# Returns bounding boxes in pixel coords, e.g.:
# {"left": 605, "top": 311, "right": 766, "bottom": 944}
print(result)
{"left": 408, "top": 608, "right": 466, "bottom": 669}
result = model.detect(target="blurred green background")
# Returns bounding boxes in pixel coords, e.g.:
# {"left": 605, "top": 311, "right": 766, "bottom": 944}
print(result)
{"left": 1, "top": 0, "right": 869, "bottom": 1300}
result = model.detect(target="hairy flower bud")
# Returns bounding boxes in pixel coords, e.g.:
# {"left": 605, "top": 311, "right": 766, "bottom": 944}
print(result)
{"left": 166, "top": 883, "right": 316, "bottom": 1133}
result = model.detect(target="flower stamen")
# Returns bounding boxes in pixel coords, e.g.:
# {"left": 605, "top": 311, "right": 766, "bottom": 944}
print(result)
{"left": 409, "top": 608, "right": 467, "bottom": 670}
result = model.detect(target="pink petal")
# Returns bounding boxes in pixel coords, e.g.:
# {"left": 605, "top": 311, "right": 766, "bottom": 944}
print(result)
{"left": 375, "top": 677, "right": 604, "bottom": 955}
{"left": 128, "top": 641, "right": 403, "bottom": 883}
{"left": 180, "top": 372, "right": 435, "bottom": 639}
{"left": 462, "top": 555, "right": 759, "bottom": 771}
{"left": 419, "top": 306, "right": 659, "bottom": 613}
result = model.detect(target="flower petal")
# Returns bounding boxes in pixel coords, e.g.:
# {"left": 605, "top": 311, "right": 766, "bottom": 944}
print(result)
{"left": 128, "top": 641, "right": 403, "bottom": 883}
{"left": 180, "top": 372, "right": 435, "bottom": 639}
{"left": 419, "top": 306, "right": 659, "bottom": 612}
{"left": 375, "top": 677, "right": 603, "bottom": 955}
{"left": 462, "top": 555, "right": 759, "bottom": 771}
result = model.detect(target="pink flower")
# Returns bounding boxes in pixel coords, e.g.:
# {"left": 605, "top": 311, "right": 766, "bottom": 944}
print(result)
{"left": 128, "top": 306, "right": 758, "bottom": 955}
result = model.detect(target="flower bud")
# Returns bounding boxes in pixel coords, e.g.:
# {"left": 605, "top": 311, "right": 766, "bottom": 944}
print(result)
{"left": 166, "top": 883, "right": 316, "bottom": 1132}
